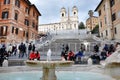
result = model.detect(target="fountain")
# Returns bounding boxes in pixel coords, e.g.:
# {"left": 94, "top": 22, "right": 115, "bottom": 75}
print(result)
{"left": 26, "top": 48, "right": 73, "bottom": 80}
{"left": 0, "top": 49, "right": 115, "bottom": 80}
{"left": 0, "top": 41, "right": 117, "bottom": 80}
{"left": 104, "top": 43, "right": 120, "bottom": 80}
{"left": 26, "top": 60, "right": 73, "bottom": 80}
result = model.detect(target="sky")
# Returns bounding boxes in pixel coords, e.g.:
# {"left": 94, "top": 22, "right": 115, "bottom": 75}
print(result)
{"left": 29, "top": 0, "right": 101, "bottom": 25}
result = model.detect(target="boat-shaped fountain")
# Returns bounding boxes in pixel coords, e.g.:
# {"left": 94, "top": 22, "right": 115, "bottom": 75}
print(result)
{"left": 104, "top": 45, "right": 120, "bottom": 80}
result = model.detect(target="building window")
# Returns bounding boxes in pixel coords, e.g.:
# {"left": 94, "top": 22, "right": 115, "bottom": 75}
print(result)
{"left": 106, "top": 30, "right": 108, "bottom": 36}
{"left": 25, "top": 7, "right": 29, "bottom": 14}
{"left": 36, "top": 25, "right": 38, "bottom": 31}
{"left": 23, "top": 31, "right": 25, "bottom": 37}
{"left": 0, "top": 26, "right": 8, "bottom": 36}
{"left": 101, "top": 33, "right": 103, "bottom": 37}
{"left": 15, "top": 0, "right": 20, "bottom": 8}
{"left": 33, "top": 11, "right": 35, "bottom": 17}
{"left": 100, "top": 21, "right": 102, "bottom": 27}
{"left": 36, "top": 16, "right": 38, "bottom": 20}
{"left": 14, "top": 13, "right": 18, "bottom": 20}
{"left": 104, "top": 16, "right": 107, "bottom": 24}
{"left": 4, "top": 0, "right": 10, "bottom": 4}
{"left": 112, "top": 13, "right": 116, "bottom": 21}
{"left": 32, "top": 22, "right": 35, "bottom": 28}
{"left": 0, "top": 27, "right": 3, "bottom": 36}
{"left": 26, "top": 32, "right": 28, "bottom": 38}
{"left": 12, "top": 26, "right": 14, "bottom": 33}
{"left": 110, "top": 0, "right": 115, "bottom": 7}
{"left": 0, "top": 27, "right": 1, "bottom": 36}
{"left": 2, "top": 11, "right": 9, "bottom": 19}
{"left": 114, "top": 27, "right": 117, "bottom": 34}
{"left": 15, "top": 28, "right": 19, "bottom": 35}
{"left": 24, "top": 19, "right": 29, "bottom": 26}
{"left": 32, "top": 33, "right": 34, "bottom": 38}
{"left": 99, "top": 10, "right": 101, "bottom": 16}
{"left": 103, "top": 4, "right": 105, "bottom": 11}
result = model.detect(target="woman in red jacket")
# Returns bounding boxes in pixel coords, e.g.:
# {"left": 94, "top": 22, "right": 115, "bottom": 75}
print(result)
{"left": 29, "top": 51, "right": 36, "bottom": 60}
{"left": 67, "top": 50, "right": 75, "bottom": 61}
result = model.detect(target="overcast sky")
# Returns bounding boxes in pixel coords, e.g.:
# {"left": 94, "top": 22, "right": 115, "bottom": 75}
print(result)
{"left": 29, "top": 0, "right": 101, "bottom": 25}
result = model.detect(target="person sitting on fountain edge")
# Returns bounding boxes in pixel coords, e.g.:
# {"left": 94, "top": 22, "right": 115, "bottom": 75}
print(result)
{"left": 35, "top": 51, "right": 40, "bottom": 60}
{"left": 29, "top": 50, "right": 36, "bottom": 60}
{"left": 61, "top": 50, "right": 68, "bottom": 61}
{"left": 67, "top": 50, "right": 75, "bottom": 61}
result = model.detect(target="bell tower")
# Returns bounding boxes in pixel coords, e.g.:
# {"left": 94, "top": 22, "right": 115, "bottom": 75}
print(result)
{"left": 72, "top": 6, "right": 78, "bottom": 17}
{"left": 60, "top": 7, "right": 66, "bottom": 18}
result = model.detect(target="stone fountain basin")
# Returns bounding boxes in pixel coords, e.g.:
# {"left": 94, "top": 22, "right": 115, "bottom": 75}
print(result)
{"left": 25, "top": 60, "right": 74, "bottom": 68}
{"left": 25, "top": 60, "right": 74, "bottom": 80}
{"left": 105, "top": 62, "right": 120, "bottom": 80}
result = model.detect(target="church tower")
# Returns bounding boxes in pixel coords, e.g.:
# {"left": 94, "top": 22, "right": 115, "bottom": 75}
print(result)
{"left": 72, "top": 6, "right": 78, "bottom": 17}
{"left": 60, "top": 7, "right": 66, "bottom": 18}
{"left": 72, "top": 6, "right": 79, "bottom": 30}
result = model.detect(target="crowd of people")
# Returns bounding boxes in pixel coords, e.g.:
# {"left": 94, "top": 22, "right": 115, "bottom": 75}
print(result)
{"left": 60, "top": 42, "right": 120, "bottom": 64}
{"left": 91, "top": 42, "right": 119, "bottom": 63}
{"left": 0, "top": 41, "right": 120, "bottom": 66}
{"left": 0, "top": 42, "right": 41, "bottom": 66}
{"left": 60, "top": 44, "right": 84, "bottom": 62}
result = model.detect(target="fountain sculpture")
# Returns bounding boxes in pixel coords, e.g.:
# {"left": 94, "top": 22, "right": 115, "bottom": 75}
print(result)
{"left": 26, "top": 49, "right": 73, "bottom": 80}
{"left": 104, "top": 43, "right": 120, "bottom": 80}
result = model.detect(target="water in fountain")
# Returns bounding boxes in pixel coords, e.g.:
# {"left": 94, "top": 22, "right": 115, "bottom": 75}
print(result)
{"left": 0, "top": 71, "right": 114, "bottom": 80}
{"left": 47, "top": 48, "right": 52, "bottom": 61}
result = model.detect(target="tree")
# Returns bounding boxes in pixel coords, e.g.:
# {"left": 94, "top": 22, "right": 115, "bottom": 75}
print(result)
{"left": 91, "top": 24, "right": 99, "bottom": 34}
{"left": 78, "top": 22, "right": 85, "bottom": 29}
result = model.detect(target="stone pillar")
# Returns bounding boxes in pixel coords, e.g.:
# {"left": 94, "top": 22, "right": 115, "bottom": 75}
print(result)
{"left": 75, "top": 43, "right": 77, "bottom": 53}
{"left": 42, "top": 65, "right": 56, "bottom": 80}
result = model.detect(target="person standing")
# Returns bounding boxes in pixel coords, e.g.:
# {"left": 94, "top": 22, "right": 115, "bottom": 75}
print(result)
{"left": 65, "top": 44, "right": 69, "bottom": 53}
{"left": 22, "top": 44, "right": 27, "bottom": 58}
{"left": 94, "top": 44, "right": 99, "bottom": 52}
{"left": 18, "top": 43, "right": 24, "bottom": 58}
{"left": 32, "top": 44, "right": 35, "bottom": 51}
{"left": 8, "top": 44, "right": 12, "bottom": 56}
{"left": 0, "top": 46, "right": 4, "bottom": 66}
{"left": 28, "top": 43, "right": 32, "bottom": 57}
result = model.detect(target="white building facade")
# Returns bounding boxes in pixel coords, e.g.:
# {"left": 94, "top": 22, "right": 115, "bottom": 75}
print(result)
{"left": 39, "top": 6, "right": 79, "bottom": 33}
